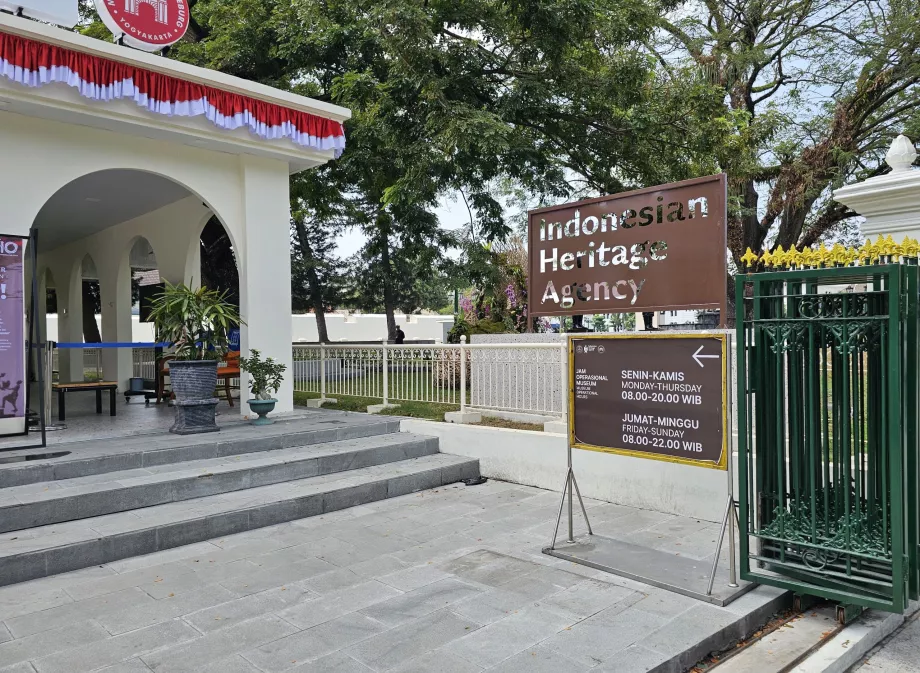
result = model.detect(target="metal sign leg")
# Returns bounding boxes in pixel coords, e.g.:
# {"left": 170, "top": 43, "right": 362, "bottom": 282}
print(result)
{"left": 570, "top": 469, "right": 593, "bottom": 536}
{"left": 549, "top": 468, "right": 594, "bottom": 549}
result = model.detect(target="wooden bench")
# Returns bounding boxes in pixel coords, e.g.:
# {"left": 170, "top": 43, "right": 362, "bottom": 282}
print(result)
{"left": 53, "top": 381, "right": 118, "bottom": 421}
{"left": 217, "top": 351, "right": 241, "bottom": 407}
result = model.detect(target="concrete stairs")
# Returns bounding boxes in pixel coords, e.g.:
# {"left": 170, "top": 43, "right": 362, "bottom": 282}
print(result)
{"left": 0, "top": 420, "right": 478, "bottom": 587}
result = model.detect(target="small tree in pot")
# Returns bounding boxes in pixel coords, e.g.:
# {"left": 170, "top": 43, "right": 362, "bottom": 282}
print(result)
{"left": 149, "top": 282, "right": 242, "bottom": 434}
{"left": 239, "top": 349, "right": 286, "bottom": 425}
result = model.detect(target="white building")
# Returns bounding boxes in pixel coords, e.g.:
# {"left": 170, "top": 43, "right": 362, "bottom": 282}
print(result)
{"left": 40, "top": 313, "right": 455, "bottom": 344}
{"left": 0, "top": 12, "right": 350, "bottom": 416}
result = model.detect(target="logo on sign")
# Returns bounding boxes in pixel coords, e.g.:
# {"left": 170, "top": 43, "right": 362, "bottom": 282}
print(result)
{"left": 127, "top": 0, "right": 168, "bottom": 23}
{"left": 94, "top": 0, "right": 189, "bottom": 52}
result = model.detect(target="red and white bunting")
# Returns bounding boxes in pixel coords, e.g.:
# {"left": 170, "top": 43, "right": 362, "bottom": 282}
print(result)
{"left": 0, "top": 31, "right": 346, "bottom": 155}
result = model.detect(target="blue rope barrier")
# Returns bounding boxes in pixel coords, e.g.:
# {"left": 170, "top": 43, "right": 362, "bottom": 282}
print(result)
{"left": 55, "top": 342, "right": 170, "bottom": 349}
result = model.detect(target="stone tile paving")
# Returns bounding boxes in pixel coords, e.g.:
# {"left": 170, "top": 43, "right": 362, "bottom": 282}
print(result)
{"left": 852, "top": 610, "right": 920, "bottom": 672}
{"left": 0, "top": 479, "right": 782, "bottom": 672}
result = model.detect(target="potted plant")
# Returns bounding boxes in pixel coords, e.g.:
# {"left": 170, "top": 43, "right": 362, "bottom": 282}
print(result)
{"left": 239, "top": 350, "right": 286, "bottom": 425}
{"left": 148, "top": 282, "right": 242, "bottom": 434}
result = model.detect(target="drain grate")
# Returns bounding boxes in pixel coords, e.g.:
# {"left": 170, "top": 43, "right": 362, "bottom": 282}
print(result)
{"left": 317, "top": 420, "right": 346, "bottom": 425}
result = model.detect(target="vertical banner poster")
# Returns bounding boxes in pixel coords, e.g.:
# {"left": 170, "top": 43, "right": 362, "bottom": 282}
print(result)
{"left": 0, "top": 237, "right": 26, "bottom": 434}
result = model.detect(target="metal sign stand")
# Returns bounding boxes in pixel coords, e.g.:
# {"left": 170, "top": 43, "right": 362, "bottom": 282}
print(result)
{"left": 548, "top": 336, "right": 593, "bottom": 549}
{"left": 706, "top": 336, "right": 738, "bottom": 592}
{"left": 548, "top": 442, "right": 593, "bottom": 549}
{"left": 545, "top": 332, "right": 749, "bottom": 606}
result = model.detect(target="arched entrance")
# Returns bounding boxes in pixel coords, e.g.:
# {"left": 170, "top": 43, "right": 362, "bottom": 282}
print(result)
{"left": 200, "top": 216, "right": 240, "bottom": 310}
{"left": 29, "top": 169, "right": 227, "bottom": 403}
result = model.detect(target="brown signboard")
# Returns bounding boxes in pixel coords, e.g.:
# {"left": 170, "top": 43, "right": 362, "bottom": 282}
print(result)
{"left": 570, "top": 334, "right": 727, "bottom": 470}
{"left": 528, "top": 174, "right": 727, "bottom": 318}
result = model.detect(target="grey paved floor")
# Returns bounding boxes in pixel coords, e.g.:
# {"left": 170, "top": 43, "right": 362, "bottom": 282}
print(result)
{"left": 851, "top": 611, "right": 920, "bottom": 672}
{"left": 0, "top": 478, "right": 782, "bottom": 672}
{"left": 0, "top": 392, "right": 244, "bottom": 450}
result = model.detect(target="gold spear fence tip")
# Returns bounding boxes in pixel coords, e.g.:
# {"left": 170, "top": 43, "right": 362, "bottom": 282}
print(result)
{"left": 746, "top": 235, "right": 920, "bottom": 271}
{"left": 740, "top": 247, "right": 759, "bottom": 267}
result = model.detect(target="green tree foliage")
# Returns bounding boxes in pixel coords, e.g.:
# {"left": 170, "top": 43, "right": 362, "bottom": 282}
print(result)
{"left": 649, "top": 0, "right": 920, "bottom": 261}
{"left": 199, "top": 217, "right": 240, "bottom": 309}
{"left": 148, "top": 282, "right": 242, "bottom": 360}
{"left": 289, "top": 168, "right": 355, "bottom": 342}
{"left": 73, "top": 0, "right": 920, "bottom": 326}
{"left": 148, "top": 0, "right": 691, "bottom": 337}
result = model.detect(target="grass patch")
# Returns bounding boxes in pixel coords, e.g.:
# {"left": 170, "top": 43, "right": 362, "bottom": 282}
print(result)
{"left": 293, "top": 391, "right": 458, "bottom": 422}
{"left": 474, "top": 417, "right": 545, "bottom": 432}
{"left": 293, "top": 391, "right": 549, "bottom": 430}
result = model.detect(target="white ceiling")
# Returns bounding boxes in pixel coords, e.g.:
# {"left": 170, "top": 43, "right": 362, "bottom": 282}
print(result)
{"left": 33, "top": 170, "right": 193, "bottom": 251}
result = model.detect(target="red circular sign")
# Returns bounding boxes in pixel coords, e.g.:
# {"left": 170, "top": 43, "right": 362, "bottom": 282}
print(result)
{"left": 94, "top": 0, "right": 190, "bottom": 51}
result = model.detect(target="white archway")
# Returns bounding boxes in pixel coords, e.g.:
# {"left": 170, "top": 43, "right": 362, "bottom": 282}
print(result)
{"left": 23, "top": 162, "right": 292, "bottom": 412}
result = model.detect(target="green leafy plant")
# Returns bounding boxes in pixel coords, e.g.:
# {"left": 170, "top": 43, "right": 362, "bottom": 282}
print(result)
{"left": 148, "top": 282, "right": 242, "bottom": 361}
{"left": 239, "top": 349, "right": 287, "bottom": 400}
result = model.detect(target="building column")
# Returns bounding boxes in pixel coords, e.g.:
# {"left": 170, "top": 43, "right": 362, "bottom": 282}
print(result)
{"left": 833, "top": 135, "right": 920, "bottom": 240}
{"left": 237, "top": 156, "right": 293, "bottom": 414}
{"left": 97, "top": 251, "right": 133, "bottom": 389}
{"left": 57, "top": 258, "right": 84, "bottom": 383}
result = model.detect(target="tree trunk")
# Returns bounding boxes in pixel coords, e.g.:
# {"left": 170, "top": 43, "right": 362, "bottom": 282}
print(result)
{"left": 378, "top": 221, "right": 397, "bottom": 342}
{"left": 81, "top": 281, "right": 102, "bottom": 343}
{"left": 308, "top": 270, "right": 330, "bottom": 344}
{"left": 292, "top": 217, "right": 330, "bottom": 344}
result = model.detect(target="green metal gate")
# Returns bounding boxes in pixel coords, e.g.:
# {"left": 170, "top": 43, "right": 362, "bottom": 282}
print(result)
{"left": 737, "top": 259, "right": 920, "bottom": 612}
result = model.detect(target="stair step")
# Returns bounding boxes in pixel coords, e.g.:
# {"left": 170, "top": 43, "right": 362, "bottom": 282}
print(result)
{"left": 0, "top": 416, "right": 400, "bottom": 488}
{"left": 0, "top": 433, "right": 439, "bottom": 533}
{"left": 0, "top": 453, "right": 479, "bottom": 587}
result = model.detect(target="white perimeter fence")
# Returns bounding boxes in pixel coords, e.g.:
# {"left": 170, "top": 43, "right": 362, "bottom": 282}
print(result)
{"left": 292, "top": 339, "right": 567, "bottom": 418}
{"left": 114, "top": 340, "right": 566, "bottom": 418}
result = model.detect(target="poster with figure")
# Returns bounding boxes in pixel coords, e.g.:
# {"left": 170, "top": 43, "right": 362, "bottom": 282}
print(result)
{"left": 0, "top": 237, "right": 25, "bottom": 432}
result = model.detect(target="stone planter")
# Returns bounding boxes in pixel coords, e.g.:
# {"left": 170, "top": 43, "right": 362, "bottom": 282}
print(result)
{"left": 248, "top": 398, "right": 277, "bottom": 426}
{"left": 168, "top": 360, "right": 219, "bottom": 435}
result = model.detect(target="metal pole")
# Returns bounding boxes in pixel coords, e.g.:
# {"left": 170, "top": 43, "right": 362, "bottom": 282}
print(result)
{"left": 382, "top": 339, "right": 389, "bottom": 406}
{"left": 44, "top": 343, "right": 54, "bottom": 424}
{"left": 30, "top": 230, "right": 47, "bottom": 446}
{"left": 707, "top": 333, "right": 738, "bottom": 596}
{"left": 549, "top": 470, "right": 570, "bottom": 550}
{"left": 320, "top": 345, "right": 326, "bottom": 400}
{"left": 571, "top": 471, "right": 593, "bottom": 535}
{"left": 460, "top": 335, "right": 467, "bottom": 413}
{"left": 564, "top": 336, "right": 574, "bottom": 542}
{"left": 560, "top": 341, "right": 568, "bottom": 421}
{"left": 727, "top": 333, "right": 738, "bottom": 587}
{"left": 567, "top": 441, "right": 574, "bottom": 543}
{"left": 707, "top": 496, "right": 732, "bottom": 595}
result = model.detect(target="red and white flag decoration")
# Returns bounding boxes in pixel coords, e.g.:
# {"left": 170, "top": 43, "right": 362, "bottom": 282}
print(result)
{"left": 0, "top": 31, "right": 346, "bottom": 155}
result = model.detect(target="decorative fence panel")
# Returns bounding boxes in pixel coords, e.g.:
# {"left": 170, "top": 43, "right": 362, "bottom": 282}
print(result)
{"left": 82, "top": 348, "right": 102, "bottom": 380}
{"left": 469, "top": 346, "right": 564, "bottom": 415}
{"left": 132, "top": 348, "right": 157, "bottom": 381}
